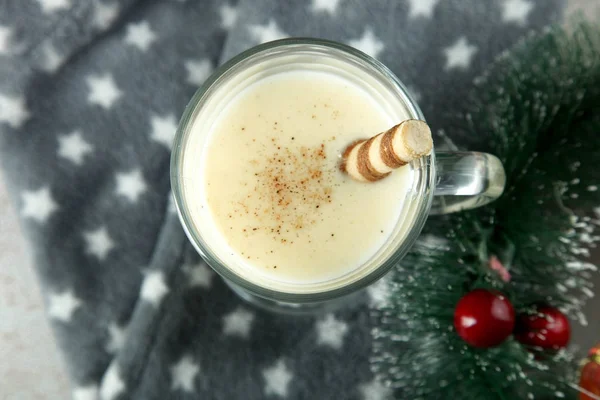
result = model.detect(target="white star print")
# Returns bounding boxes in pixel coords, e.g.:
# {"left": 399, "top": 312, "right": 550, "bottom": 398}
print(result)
{"left": 36, "top": 0, "right": 70, "bottom": 13}
{"left": 407, "top": 0, "right": 439, "bottom": 18}
{"left": 502, "top": 0, "right": 534, "bottom": 25}
{"left": 48, "top": 290, "right": 81, "bottom": 322}
{"left": 92, "top": 1, "right": 119, "bottom": 30}
{"left": 311, "top": 0, "right": 341, "bottom": 14}
{"left": 116, "top": 169, "right": 147, "bottom": 203}
{"left": 150, "top": 114, "right": 178, "bottom": 149}
{"left": 367, "top": 277, "right": 390, "bottom": 308}
{"left": 263, "top": 359, "right": 293, "bottom": 398}
{"left": 72, "top": 385, "right": 98, "bottom": 400}
{"left": 316, "top": 314, "right": 348, "bottom": 349}
{"left": 168, "top": 192, "right": 177, "bottom": 214}
{"left": 100, "top": 363, "right": 125, "bottom": 400}
{"left": 39, "top": 42, "right": 63, "bottom": 73}
{"left": 443, "top": 36, "right": 478, "bottom": 70}
{"left": 0, "top": 93, "right": 30, "bottom": 128}
{"left": 21, "top": 187, "right": 58, "bottom": 223}
{"left": 170, "top": 355, "right": 200, "bottom": 392}
{"left": 84, "top": 226, "right": 115, "bottom": 261}
{"left": 124, "top": 21, "right": 157, "bottom": 51}
{"left": 222, "top": 307, "right": 255, "bottom": 338}
{"left": 0, "top": 25, "right": 12, "bottom": 55}
{"left": 184, "top": 59, "right": 212, "bottom": 86}
{"left": 359, "top": 378, "right": 393, "bottom": 400}
{"left": 86, "top": 74, "right": 122, "bottom": 109}
{"left": 183, "top": 262, "right": 214, "bottom": 288}
{"left": 249, "top": 20, "right": 288, "bottom": 44}
{"left": 349, "top": 29, "right": 384, "bottom": 59}
{"left": 57, "top": 131, "right": 93, "bottom": 165}
{"left": 105, "top": 322, "right": 128, "bottom": 353}
{"left": 219, "top": 4, "right": 238, "bottom": 29}
{"left": 141, "top": 271, "right": 169, "bottom": 306}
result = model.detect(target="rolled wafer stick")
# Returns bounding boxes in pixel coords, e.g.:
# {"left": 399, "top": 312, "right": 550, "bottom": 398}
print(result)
{"left": 341, "top": 119, "right": 433, "bottom": 182}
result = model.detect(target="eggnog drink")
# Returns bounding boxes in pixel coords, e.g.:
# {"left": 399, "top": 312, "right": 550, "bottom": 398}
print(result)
{"left": 180, "top": 68, "right": 416, "bottom": 289}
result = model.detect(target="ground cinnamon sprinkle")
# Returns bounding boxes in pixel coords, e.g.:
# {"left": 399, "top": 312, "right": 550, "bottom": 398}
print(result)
{"left": 234, "top": 134, "right": 335, "bottom": 243}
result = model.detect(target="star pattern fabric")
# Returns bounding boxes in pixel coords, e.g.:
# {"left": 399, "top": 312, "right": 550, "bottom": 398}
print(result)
{"left": 72, "top": 385, "right": 99, "bottom": 400}
{"left": 219, "top": 4, "right": 238, "bottom": 29}
{"left": 170, "top": 355, "right": 201, "bottom": 392}
{"left": 311, "top": 0, "right": 341, "bottom": 14}
{"left": 407, "top": 0, "right": 439, "bottom": 18}
{"left": 183, "top": 262, "right": 214, "bottom": 288}
{"left": 36, "top": 0, "right": 71, "bottom": 13}
{"left": 348, "top": 29, "right": 384, "bottom": 59}
{"left": 0, "top": 25, "right": 12, "bottom": 54}
{"left": 124, "top": 21, "right": 157, "bottom": 51}
{"left": 263, "top": 359, "right": 293, "bottom": 397}
{"left": 21, "top": 186, "right": 58, "bottom": 223}
{"left": 367, "top": 277, "right": 391, "bottom": 308}
{"left": 222, "top": 307, "right": 255, "bottom": 338}
{"left": 502, "top": 0, "right": 534, "bottom": 24}
{"left": 443, "top": 36, "right": 478, "bottom": 70}
{"left": 86, "top": 74, "right": 122, "bottom": 109}
{"left": 57, "top": 131, "right": 93, "bottom": 165}
{"left": 140, "top": 271, "right": 169, "bottom": 306}
{"left": 316, "top": 314, "right": 349, "bottom": 349}
{"left": 84, "top": 226, "right": 115, "bottom": 261}
{"left": 92, "top": 1, "right": 119, "bottom": 30}
{"left": 249, "top": 20, "right": 288, "bottom": 44}
{"left": 100, "top": 364, "right": 126, "bottom": 400}
{"left": 0, "top": 0, "right": 565, "bottom": 399}
{"left": 48, "top": 290, "right": 81, "bottom": 322}
{"left": 359, "top": 378, "right": 393, "bottom": 400}
{"left": 115, "top": 169, "right": 147, "bottom": 203}
{"left": 0, "top": 93, "right": 30, "bottom": 128}
{"left": 105, "top": 322, "right": 128, "bottom": 353}
{"left": 150, "top": 114, "right": 178, "bottom": 149}
{"left": 38, "top": 42, "right": 63, "bottom": 73}
{"left": 184, "top": 59, "right": 213, "bottom": 86}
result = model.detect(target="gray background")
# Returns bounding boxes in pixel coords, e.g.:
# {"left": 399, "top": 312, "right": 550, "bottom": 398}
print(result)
{"left": 0, "top": 0, "right": 598, "bottom": 399}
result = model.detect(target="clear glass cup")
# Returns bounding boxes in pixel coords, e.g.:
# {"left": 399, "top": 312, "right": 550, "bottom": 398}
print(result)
{"left": 171, "top": 38, "right": 506, "bottom": 314}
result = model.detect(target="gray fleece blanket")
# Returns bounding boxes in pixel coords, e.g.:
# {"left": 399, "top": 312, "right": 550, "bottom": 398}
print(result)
{"left": 0, "top": 0, "right": 563, "bottom": 399}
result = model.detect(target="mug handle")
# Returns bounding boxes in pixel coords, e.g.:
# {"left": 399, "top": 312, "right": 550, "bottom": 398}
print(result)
{"left": 431, "top": 152, "right": 506, "bottom": 215}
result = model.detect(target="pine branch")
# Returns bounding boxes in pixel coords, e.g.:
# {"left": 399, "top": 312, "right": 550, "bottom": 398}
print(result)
{"left": 372, "top": 21, "right": 600, "bottom": 400}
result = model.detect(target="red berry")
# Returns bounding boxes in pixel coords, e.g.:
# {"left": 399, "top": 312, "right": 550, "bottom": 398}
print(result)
{"left": 514, "top": 306, "right": 570, "bottom": 350}
{"left": 454, "top": 289, "right": 515, "bottom": 348}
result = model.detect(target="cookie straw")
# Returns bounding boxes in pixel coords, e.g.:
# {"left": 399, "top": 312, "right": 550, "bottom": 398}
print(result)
{"left": 340, "top": 119, "right": 433, "bottom": 182}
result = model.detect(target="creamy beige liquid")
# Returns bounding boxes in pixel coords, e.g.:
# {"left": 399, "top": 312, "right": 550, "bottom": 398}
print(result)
{"left": 186, "top": 71, "right": 413, "bottom": 285}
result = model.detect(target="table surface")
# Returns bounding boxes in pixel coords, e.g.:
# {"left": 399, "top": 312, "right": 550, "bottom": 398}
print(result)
{"left": 0, "top": 177, "right": 69, "bottom": 400}
{"left": 1, "top": 1, "right": 599, "bottom": 398}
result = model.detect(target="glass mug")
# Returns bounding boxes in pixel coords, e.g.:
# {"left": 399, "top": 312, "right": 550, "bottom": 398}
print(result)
{"left": 171, "top": 38, "right": 505, "bottom": 314}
